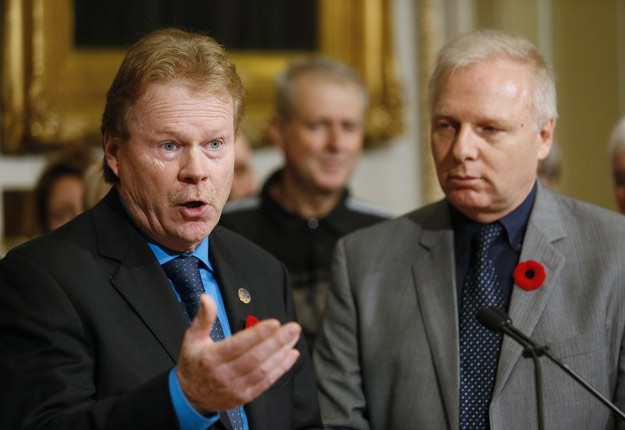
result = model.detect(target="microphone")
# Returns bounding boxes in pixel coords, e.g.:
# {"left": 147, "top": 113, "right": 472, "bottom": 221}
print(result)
{"left": 476, "top": 306, "right": 510, "bottom": 332}
{"left": 478, "top": 306, "right": 625, "bottom": 424}
{"left": 477, "top": 307, "right": 547, "bottom": 356}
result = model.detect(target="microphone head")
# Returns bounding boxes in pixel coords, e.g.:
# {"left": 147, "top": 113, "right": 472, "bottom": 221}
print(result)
{"left": 476, "top": 306, "right": 511, "bottom": 333}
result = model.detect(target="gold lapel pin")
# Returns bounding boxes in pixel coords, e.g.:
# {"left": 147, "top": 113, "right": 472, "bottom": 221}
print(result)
{"left": 238, "top": 288, "right": 251, "bottom": 304}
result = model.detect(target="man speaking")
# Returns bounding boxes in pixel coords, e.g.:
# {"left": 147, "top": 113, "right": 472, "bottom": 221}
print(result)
{"left": 0, "top": 28, "right": 321, "bottom": 430}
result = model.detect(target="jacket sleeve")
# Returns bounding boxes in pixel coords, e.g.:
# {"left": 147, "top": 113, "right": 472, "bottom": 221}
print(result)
{"left": 313, "top": 239, "right": 370, "bottom": 430}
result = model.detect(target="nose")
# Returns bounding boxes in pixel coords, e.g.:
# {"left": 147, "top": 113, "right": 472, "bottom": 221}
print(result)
{"left": 451, "top": 125, "right": 479, "bottom": 161}
{"left": 178, "top": 146, "right": 209, "bottom": 184}
{"left": 325, "top": 124, "right": 343, "bottom": 152}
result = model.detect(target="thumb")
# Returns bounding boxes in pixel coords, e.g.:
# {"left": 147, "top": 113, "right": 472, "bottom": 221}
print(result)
{"left": 188, "top": 294, "right": 217, "bottom": 342}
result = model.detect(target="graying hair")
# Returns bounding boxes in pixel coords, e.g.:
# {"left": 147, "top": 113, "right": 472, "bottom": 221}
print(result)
{"left": 428, "top": 29, "right": 557, "bottom": 132}
{"left": 274, "top": 55, "right": 368, "bottom": 119}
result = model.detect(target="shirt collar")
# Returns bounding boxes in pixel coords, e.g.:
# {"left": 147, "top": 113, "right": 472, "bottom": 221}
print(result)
{"left": 261, "top": 169, "right": 351, "bottom": 233}
{"left": 498, "top": 182, "right": 537, "bottom": 248}
{"left": 118, "top": 193, "right": 213, "bottom": 271}
{"left": 148, "top": 236, "right": 212, "bottom": 271}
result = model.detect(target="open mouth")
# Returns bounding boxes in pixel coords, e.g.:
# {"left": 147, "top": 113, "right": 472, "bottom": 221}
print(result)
{"left": 183, "top": 201, "right": 204, "bottom": 208}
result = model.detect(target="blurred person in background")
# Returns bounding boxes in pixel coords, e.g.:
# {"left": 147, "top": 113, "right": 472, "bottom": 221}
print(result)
{"left": 220, "top": 56, "right": 391, "bottom": 352}
{"left": 82, "top": 160, "right": 112, "bottom": 210}
{"left": 228, "top": 130, "right": 257, "bottom": 201}
{"left": 537, "top": 140, "right": 561, "bottom": 190}
{"left": 34, "top": 146, "right": 95, "bottom": 233}
{"left": 609, "top": 116, "right": 625, "bottom": 214}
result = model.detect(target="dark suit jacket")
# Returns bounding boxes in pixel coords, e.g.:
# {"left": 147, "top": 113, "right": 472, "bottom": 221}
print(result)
{"left": 0, "top": 190, "right": 321, "bottom": 430}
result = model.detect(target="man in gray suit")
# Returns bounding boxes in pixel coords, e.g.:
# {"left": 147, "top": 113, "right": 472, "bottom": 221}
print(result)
{"left": 314, "top": 29, "right": 625, "bottom": 429}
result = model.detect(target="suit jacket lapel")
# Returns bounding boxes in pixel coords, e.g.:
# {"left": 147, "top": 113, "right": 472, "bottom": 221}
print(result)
{"left": 493, "top": 184, "right": 566, "bottom": 397}
{"left": 410, "top": 201, "right": 461, "bottom": 429}
{"left": 94, "top": 190, "right": 189, "bottom": 362}
{"left": 209, "top": 227, "right": 268, "bottom": 430}
{"left": 209, "top": 228, "right": 257, "bottom": 334}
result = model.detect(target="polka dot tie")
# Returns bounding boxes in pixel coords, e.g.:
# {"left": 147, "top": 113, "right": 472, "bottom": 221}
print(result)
{"left": 161, "top": 256, "right": 245, "bottom": 430}
{"left": 459, "top": 223, "right": 504, "bottom": 430}
{"left": 162, "top": 256, "right": 204, "bottom": 322}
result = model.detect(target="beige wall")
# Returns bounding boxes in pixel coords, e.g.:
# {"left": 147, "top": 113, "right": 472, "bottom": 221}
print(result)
{"left": 552, "top": 0, "right": 622, "bottom": 211}
{"left": 473, "top": 0, "right": 625, "bottom": 211}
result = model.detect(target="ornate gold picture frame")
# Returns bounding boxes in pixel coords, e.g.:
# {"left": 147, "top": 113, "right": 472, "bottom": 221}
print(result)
{"left": 1, "top": 0, "right": 401, "bottom": 152}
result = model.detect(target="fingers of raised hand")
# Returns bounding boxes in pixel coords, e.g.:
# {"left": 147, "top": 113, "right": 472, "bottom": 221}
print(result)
{"left": 224, "top": 321, "right": 301, "bottom": 381}
{"left": 178, "top": 319, "right": 302, "bottom": 413}
{"left": 185, "top": 294, "right": 218, "bottom": 345}
{"left": 229, "top": 329, "right": 301, "bottom": 401}
{"left": 205, "top": 321, "right": 301, "bottom": 391}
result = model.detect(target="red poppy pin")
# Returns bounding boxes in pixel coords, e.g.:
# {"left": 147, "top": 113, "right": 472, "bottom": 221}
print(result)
{"left": 245, "top": 315, "right": 259, "bottom": 329}
{"left": 513, "top": 260, "right": 546, "bottom": 291}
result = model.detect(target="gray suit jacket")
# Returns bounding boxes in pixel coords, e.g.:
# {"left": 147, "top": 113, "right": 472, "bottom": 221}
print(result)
{"left": 314, "top": 183, "right": 625, "bottom": 429}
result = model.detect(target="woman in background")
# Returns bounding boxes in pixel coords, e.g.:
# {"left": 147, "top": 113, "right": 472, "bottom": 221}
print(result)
{"left": 34, "top": 147, "right": 94, "bottom": 233}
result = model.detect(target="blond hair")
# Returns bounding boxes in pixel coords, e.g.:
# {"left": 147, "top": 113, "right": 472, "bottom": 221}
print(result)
{"left": 101, "top": 28, "right": 244, "bottom": 183}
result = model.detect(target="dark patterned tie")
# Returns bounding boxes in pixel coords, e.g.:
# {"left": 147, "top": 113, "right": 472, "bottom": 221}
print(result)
{"left": 162, "top": 256, "right": 245, "bottom": 430}
{"left": 459, "top": 223, "right": 504, "bottom": 430}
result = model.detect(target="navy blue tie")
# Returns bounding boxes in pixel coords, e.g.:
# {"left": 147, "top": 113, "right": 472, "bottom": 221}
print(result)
{"left": 459, "top": 223, "right": 504, "bottom": 430}
{"left": 162, "top": 256, "right": 245, "bottom": 430}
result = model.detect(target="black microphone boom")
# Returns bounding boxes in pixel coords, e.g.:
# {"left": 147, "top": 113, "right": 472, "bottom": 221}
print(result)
{"left": 477, "top": 306, "right": 625, "bottom": 423}
{"left": 478, "top": 306, "right": 546, "bottom": 430}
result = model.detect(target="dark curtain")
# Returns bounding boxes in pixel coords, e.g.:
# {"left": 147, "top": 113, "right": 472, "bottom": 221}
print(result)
{"left": 74, "top": 0, "right": 317, "bottom": 51}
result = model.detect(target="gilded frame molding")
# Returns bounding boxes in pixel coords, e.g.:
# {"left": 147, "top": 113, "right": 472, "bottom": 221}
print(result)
{"left": 1, "top": 0, "right": 402, "bottom": 152}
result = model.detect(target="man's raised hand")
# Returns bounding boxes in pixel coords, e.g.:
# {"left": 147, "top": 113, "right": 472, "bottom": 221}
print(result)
{"left": 177, "top": 294, "right": 301, "bottom": 414}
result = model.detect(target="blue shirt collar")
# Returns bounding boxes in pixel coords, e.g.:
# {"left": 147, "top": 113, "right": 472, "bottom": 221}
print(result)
{"left": 118, "top": 193, "right": 213, "bottom": 271}
{"left": 148, "top": 236, "right": 212, "bottom": 272}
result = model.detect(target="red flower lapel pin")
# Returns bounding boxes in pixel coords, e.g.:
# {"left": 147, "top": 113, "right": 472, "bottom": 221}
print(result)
{"left": 513, "top": 260, "right": 546, "bottom": 291}
{"left": 245, "top": 315, "right": 259, "bottom": 329}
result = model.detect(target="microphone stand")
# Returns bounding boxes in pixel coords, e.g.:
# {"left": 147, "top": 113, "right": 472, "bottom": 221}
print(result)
{"left": 501, "top": 325, "right": 545, "bottom": 430}
{"left": 501, "top": 315, "right": 625, "bottom": 423}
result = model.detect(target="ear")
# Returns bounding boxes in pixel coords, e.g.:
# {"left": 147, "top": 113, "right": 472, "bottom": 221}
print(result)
{"left": 268, "top": 116, "right": 287, "bottom": 150}
{"left": 103, "top": 131, "right": 122, "bottom": 178}
{"left": 537, "top": 118, "right": 555, "bottom": 161}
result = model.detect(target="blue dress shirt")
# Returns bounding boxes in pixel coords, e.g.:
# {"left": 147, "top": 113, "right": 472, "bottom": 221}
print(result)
{"left": 148, "top": 237, "right": 250, "bottom": 430}
{"left": 452, "top": 182, "right": 537, "bottom": 314}
{"left": 118, "top": 195, "right": 249, "bottom": 430}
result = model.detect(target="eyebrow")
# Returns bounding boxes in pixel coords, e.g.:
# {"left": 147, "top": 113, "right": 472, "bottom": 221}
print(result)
{"left": 154, "top": 126, "right": 230, "bottom": 138}
{"left": 432, "top": 109, "right": 510, "bottom": 126}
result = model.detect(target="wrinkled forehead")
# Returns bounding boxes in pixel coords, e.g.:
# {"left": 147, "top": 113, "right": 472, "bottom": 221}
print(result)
{"left": 433, "top": 58, "right": 536, "bottom": 112}
{"left": 129, "top": 80, "right": 235, "bottom": 127}
{"left": 139, "top": 78, "right": 232, "bottom": 104}
{"left": 434, "top": 54, "right": 533, "bottom": 89}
